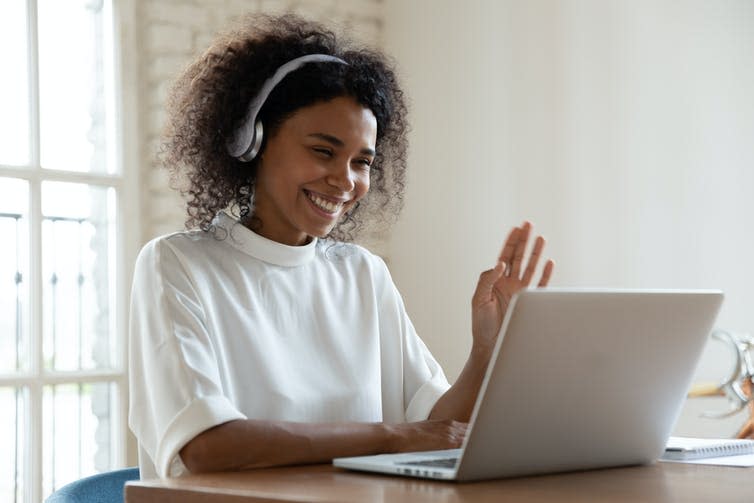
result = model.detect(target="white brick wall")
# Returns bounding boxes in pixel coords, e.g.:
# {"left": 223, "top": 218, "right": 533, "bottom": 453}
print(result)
{"left": 135, "top": 0, "right": 385, "bottom": 246}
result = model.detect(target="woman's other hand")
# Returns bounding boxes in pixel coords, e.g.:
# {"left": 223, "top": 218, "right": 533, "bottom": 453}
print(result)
{"left": 471, "top": 222, "right": 554, "bottom": 354}
{"left": 386, "top": 420, "right": 468, "bottom": 452}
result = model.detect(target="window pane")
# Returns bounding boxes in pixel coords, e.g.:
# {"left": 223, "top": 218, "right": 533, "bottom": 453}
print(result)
{"left": 42, "top": 182, "right": 116, "bottom": 371}
{"left": 43, "top": 382, "right": 115, "bottom": 498}
{"left": 0, "top": 178, "right": 30, "bottom": 373}
{"left": 0, "top": 0, "right": 30, "bottom": 166}
{"left": 0, "top": 387, "right": 27, "bottom": 503}
{"left": 38, "top": 0, "right": 114, "bottom": 173}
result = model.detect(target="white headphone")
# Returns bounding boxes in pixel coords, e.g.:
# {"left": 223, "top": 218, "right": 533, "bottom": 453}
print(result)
{"left": 226, "top": 54, "right": 348, "bottom": 162}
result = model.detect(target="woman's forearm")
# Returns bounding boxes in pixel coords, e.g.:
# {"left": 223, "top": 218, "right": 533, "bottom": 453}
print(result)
{"left": 429, "top": 345, "right": 492, "bottom": 422}
{"left": 180, "top": 419, "right": 392, "bottom": 473}
{"left": 179, "top": 416, "right": 467, "bottom": 473}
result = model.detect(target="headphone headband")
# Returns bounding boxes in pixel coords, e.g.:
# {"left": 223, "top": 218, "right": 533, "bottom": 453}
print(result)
{"left": 226, "top": 54, "right": 348, "bottom": 161}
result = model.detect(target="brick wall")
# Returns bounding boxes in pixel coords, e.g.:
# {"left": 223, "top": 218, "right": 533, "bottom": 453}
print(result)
{"left": 135, "top": 0, "right": 385, "bottom": 243}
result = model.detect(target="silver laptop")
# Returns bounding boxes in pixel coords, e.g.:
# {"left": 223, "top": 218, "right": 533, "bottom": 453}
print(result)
{"left": 334, "top": 288, "right": 723, "bottom": 481}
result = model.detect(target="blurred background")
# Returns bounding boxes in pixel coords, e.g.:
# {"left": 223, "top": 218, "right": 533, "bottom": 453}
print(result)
{"left": 1, "top": 0, "right": 752, "bottom": 501}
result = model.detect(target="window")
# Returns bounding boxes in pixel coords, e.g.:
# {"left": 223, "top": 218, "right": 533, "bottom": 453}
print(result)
{"left": 0, "top": 1, "right": 130, "bottom": 501}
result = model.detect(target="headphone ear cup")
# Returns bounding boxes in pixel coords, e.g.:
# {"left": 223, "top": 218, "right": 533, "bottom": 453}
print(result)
{"left": 240, "top": 120, "right": 265, "bottom": 162}
{"left": 229, "top": 54, "right": 346, "bottom": 161}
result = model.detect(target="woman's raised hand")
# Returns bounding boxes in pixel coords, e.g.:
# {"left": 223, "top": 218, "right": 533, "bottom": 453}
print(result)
{"left": 471, "top": 222, "right": 554, "bottom": 353}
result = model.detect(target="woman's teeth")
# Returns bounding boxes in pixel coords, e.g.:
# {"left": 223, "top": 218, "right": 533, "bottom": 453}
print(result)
{"left": 308, "top": 192, "right": 342, "bottom": 214}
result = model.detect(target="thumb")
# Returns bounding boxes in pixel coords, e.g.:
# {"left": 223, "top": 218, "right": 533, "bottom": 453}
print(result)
{"left": 472, "top": 261, "right": 505, "bottom": 306}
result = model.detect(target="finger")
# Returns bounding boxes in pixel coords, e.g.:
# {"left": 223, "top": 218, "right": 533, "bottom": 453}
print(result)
{"left": 497, "top": 227, "right": 520, "bottom": 272}
{"left": 472, "top": 261, "right": 505, "bottom": 306}
{"left": 537, "top": 259, "right": 555, "bottom": 287}
{"left": 510, "top": 222, "right": 531, "bottom": 278}
{"left": 521, "top": 236, "right": 545, "bottom": 284}
{"left": 737, "top": 421, "right": 753, "bottom": 440}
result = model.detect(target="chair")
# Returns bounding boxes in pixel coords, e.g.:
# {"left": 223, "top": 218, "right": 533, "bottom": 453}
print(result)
{"left": 45, "top": 467, "right": 140, "bottom": 503}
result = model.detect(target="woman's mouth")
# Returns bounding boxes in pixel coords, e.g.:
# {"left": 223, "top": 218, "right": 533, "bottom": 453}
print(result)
{"left": 305, "top": 190, "right": 345, "bottom": 215}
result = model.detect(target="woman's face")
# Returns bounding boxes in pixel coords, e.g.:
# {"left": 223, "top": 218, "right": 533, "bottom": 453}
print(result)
{"left": 252, "top": 96, "right": 377, "bottom": 245}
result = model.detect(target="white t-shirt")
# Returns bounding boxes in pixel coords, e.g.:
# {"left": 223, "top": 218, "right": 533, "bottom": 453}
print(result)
{"left": 128, "top": 212, "right": 450, "bottom": 479}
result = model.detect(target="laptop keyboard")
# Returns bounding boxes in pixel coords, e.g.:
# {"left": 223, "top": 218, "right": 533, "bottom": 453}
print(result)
{"left": 398, "top": 457, "right": 458, "bottom": 469}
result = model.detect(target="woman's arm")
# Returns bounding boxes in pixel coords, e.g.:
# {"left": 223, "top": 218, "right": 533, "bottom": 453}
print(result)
{"left": 182, "top": 222, "right": 552, "bottom": 472}
{"left": 179, "top": 418, "right": 467, "bottom": 473}
{"left": 430, "top": 222, "right": 554, "bottom": 422}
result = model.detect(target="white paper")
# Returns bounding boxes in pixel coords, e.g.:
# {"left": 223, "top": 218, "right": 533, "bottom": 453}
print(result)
{"left": 660, "top": 454, "right": 754, "bottom": 467}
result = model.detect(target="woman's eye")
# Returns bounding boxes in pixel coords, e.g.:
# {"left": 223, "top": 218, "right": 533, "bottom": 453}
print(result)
{"left": 356, "top": 159, "right": 373, "bottom": 169}
{"left": 312, "top": 147, "right": 333, "bottom": 157}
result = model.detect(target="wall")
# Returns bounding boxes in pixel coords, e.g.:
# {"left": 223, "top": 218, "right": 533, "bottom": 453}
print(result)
{"left": 383, "top": 0, "right": 754, "bottom": 437}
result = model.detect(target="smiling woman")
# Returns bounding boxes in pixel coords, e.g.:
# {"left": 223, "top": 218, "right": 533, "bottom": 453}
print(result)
{"left": 161, "top": 14, "right": 408, "bottom": 243}
{"left": 128, "top": 12, "right": 553, "bottom": 481}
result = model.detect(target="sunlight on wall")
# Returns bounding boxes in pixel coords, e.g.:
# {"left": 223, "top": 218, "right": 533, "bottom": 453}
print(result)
{"left": 385, "top": 0, "right": 754, "bottom": 437}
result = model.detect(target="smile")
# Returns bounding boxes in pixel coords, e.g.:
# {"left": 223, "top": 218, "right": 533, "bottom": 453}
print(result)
{"left": 305, "top": 191, "right": 345, "bottom": 214}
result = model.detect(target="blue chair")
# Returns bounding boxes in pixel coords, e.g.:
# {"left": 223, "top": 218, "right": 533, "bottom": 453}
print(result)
{"left": 46, "top": 467, "right": 140, "bottom": 503}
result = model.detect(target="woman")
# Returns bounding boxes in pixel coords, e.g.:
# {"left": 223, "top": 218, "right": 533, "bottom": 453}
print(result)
{"left": 129, "top": 14, "right": 554, "bottom": 479}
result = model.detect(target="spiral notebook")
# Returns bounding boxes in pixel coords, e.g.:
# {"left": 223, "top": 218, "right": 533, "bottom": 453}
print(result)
{"left": 662, "top": 437, "right": 754, "bottom": 461}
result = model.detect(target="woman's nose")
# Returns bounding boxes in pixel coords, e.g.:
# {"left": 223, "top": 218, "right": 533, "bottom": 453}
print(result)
{"left": 327, "top": 163, "right": 356, "bottom": 192}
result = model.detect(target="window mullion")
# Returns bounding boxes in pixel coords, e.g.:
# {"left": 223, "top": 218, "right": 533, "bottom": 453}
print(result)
{"left": 28, "top": 178, "right": 42, "bottom": 503}
{"left": 27, "top": 0, "right": 40, "bottom": 170}
{"left": 114, "top": 186, "right": 128, "bottom": 468}
{"left": 26, "top": 0, "right": 43, "bottom": 499}
{"left": 112, "top": 0, "right": 138, "bottom": 470}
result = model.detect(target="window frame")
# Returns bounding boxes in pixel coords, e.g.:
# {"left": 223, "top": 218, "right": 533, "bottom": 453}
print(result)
{"left": 0, "top": 0, "right": 139, "bottom": 501}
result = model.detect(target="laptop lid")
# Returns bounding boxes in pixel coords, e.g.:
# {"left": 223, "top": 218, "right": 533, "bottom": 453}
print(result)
{"left": 454, "top": 288, "right": 723, "bottom": 480}
{"left": 333, "top": 288, "right": 723, "bottom": 481}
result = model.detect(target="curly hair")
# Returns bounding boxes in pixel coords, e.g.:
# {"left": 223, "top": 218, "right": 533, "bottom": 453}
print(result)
{"left": 161, "top": 14, "right": 409, "bottom": 242}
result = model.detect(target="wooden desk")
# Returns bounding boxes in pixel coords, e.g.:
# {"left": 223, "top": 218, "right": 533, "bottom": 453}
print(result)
{"left": 126, "top": 462, "right": 751, "bottom": 502}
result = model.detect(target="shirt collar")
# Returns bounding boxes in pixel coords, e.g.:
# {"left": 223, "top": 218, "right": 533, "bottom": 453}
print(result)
{"left": 214, "top": 211, "right": 317, "bottom": 267}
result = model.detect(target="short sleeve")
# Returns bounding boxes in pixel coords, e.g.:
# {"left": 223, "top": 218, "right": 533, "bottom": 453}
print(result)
{"left": 373, "top": 256, "right": 450, "bottom": 422}
{"left": 401, "top": 320, "right": 451, "bottom": 422}
{"left": 128, "top": 238, "right": 246, "bottom": 478}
